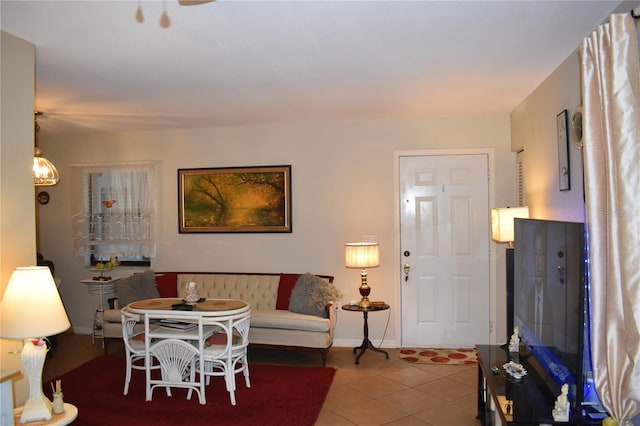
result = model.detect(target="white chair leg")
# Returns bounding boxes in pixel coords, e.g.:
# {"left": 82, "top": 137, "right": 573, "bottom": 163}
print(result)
{"left": 243, "top": 365, "right": 251, "bottom": 388}
{"left": 124, "top": 357, "right": 132, "bottom": 395}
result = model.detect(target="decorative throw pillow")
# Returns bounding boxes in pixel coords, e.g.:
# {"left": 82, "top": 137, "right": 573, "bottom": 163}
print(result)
{"left": 289, "top": 273, "right": 343, "bottom": 318}
{"left": 135, "top": 269, "right": 160, "bottom": 300}
{"left": 113, "top": 274, "right": 142, "bottom": 308}
{"left": 155, "top": 272, "right": 178, "bottom": 298}
{"left": 276, "top": 273, "right": 300, "bottom": 310}
{"left": 114, "top": 270, "right": 159, "bottom": 307}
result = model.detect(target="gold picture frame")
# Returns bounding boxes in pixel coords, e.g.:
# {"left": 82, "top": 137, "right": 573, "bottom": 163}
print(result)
{"left": 178, "top": 165, "right": 292, "bottom": 233}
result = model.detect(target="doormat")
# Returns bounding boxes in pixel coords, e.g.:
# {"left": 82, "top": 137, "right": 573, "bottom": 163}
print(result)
{"left": 399, "top": 348, "right": 478, "bottom": 365}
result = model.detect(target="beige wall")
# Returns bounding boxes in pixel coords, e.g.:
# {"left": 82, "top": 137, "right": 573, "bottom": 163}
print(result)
{"left": 1, "top": 30, "right": 37, "bottom": 406}
{"left": 511, "top": 0, "right": 640, "bottom": 223}
{"left": 38, "top": 115, "right": 515, "bottom": 346}
{"left": 511, "top": 52, "right": 586, "bottom": 222}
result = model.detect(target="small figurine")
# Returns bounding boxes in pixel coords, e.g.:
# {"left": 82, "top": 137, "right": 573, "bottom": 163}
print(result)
{"left": 184, "top": 281, "right": 199, "bottom": 303}
{"left": 552, "top": 383, "right": 570, "bottom": 422}
{"left": 509, "top": 326, "right": 520, "bottom": 353}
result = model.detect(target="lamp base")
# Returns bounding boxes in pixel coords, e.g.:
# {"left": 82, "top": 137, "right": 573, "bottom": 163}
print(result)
{"left": 358, "top": 277, "right": 372, "bottom": 309}
{"left": 358, "top": 297, "right": 371, "bottom": 309}
{"left": 19, "top": 339, "right": 52, "bottom": 423}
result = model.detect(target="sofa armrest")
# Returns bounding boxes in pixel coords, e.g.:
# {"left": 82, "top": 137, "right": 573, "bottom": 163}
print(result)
{"left": 102, "top": 308, "right": 123, "bottom": 324}
{"left": 326, "top": 301, "right": 337, "bottom": 342}
{"left": 108, "top": 297, "right": 119, "bottom": 309}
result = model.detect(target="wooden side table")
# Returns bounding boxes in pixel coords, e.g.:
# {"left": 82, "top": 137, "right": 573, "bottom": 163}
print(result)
{"left": 341, "top": 303, "right": 390, "bottom": 364}
{"left": 13, "top": 403, "right": 78, "bottom": 425}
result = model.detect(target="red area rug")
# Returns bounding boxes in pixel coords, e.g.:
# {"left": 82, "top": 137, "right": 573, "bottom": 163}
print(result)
{"left": 45, "top": 355, "right": 335, "bottom": 426}
{"left": 399, "top": 348, "right": 478, "bottom": 365}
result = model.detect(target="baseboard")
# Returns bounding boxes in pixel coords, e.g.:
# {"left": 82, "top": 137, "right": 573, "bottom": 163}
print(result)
{"left": 333, "top": 338, "right": 397, "bottom": 348}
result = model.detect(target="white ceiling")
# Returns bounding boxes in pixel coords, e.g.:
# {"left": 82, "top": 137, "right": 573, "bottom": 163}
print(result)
{"left": 0, "top": 0, "right": 623, "bottom": 137}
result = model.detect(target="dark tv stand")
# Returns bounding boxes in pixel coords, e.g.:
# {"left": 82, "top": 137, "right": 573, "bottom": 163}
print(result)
{"left": 476, "top": 345, "right": 602, "bottom": 425}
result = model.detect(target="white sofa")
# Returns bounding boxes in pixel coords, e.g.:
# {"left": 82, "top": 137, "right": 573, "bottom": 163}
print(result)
{"left": 103, "top": 272, "right": 338, "bottom": 365}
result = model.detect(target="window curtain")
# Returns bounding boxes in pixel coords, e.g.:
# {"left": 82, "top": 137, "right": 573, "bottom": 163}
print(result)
{"left": 579, "top": 13, "right": 640, "bottom": 424}
{"left": 71, "top": 163, "right": 156, "bottom": 260}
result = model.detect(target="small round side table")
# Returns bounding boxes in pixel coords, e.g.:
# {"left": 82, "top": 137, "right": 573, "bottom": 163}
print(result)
{"left": 13, "top": 403, "right": 78, "bottom": 425}
{"left": 341, "top": 303, "right": 390, "bottom": 364}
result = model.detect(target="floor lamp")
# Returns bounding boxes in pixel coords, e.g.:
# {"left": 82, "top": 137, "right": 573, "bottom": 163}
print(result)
{"left": 0, "top": 266, "right": 71, "bottom": 423}
{"left": 491, "top": 207, "right": 529, "bottom": 343}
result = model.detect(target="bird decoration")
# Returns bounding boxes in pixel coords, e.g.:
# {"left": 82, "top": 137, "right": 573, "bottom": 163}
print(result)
{"left": 103, "top": 200, "right": 116, "bottom": 208}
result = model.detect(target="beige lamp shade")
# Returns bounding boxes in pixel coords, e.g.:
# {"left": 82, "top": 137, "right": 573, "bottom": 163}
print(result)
{"left": 345, "top": 242, "right": 380, "bottom": 268}
{"left": 0, "top": 266, "right": 70, "bottom": 339}
{"left": 491, "top": 207, "right": 530, "bottom": 244}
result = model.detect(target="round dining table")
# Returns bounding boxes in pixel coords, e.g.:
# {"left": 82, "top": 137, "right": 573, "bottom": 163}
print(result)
{"left": 124, "top": 297, "right": 250, "bottom": 403}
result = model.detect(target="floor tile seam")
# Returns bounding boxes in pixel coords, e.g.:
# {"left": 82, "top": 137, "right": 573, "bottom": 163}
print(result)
{"left": 323, "top": 392, "right": 372, "bottom": 411}
{"left": 333, "top": 397, "right": 412, "bottom": 417}
{"left": 409, "top": 399, "right": 479, "bottom": 422}
{"left": 367, "top": 393, "right": 437, "bottom": 417}
{"left": 343, "top": 388, "right": 413, "bottom": 401}
{"left": 378, "top": 413, "right": 427, "bottom": 425}
{"left": 371, "top": 374, "right": 436, "bottom": 390}
{"left": 322, "top": 410, "right": 360, "bottom": 425}
{"left": 410, "top": 385, "right": 454, "bottom": 401}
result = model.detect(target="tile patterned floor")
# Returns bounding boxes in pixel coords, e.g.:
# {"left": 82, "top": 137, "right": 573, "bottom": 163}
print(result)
{"left": 43, "top": 332, "right": 481, "bottom": 426}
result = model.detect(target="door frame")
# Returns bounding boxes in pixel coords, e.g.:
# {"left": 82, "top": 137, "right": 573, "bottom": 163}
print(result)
{"left": 393, "top": 148, "right": 498, "bottom": 347}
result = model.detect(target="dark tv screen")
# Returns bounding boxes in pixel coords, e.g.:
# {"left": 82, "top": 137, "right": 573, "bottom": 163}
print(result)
{"left": 513, "top": 218, "right": 585, "bottom": 404}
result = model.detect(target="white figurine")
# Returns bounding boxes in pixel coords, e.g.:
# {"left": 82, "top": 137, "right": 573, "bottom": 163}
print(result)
{"left": 552, "top": 383, "right": 570, "bottom": 422}
{"left": 509, "top": 326, "right": 520, "bottom": 353}
{"left": 184, "top": 281, "right": 200, "bottom": 303}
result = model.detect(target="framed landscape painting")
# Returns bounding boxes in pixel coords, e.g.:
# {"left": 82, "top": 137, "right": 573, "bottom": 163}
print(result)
{"left": 178, "top": 165, "right": 292, "bottom": 233}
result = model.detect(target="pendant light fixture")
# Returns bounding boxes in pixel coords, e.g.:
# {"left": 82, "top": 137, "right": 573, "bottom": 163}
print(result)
{"left": 33, "top": 111, "right": 59, "bottom": 186}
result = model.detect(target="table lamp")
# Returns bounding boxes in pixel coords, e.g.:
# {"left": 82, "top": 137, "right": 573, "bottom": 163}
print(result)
{"left": 490, "top": 207, "right": 530, "bottom": 249}
{"left": 345, "top": 242, "right": 380, "bottom": 308}
{"left": 490, "top": 206, "right": 529, "bottom": 342}
{"left": 0, "top": 266, "right": 71, "bottom": 423}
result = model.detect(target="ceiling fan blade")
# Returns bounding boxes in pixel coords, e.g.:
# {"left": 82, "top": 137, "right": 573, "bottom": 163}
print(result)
{"left": 178, "top": 0, "right": 215, "bottom": 5}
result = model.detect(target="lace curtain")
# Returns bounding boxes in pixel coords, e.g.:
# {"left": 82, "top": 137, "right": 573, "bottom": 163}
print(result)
{"left": 579, "top": 13, "right": 640, "bottom": 425}
{"left": 71, "top": 162, "right": 157, "bottom": 261}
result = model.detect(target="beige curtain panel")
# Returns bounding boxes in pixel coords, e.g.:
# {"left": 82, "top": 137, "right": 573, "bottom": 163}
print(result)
{"left": 580, "top": 13, "right": 640, "bottom": 425}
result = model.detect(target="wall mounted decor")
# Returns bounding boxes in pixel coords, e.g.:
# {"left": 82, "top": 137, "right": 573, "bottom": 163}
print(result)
{"left": 37, "top": 191, "right": 50, "bottom": 205}
{"left": 571, "top": 106, "right": 584, "bottom": 150}
{"left": 178, "top": 165, "right": 292, "bottom": 233}
{"left": 557, "top": 109, "right": 571, "bottom": 191}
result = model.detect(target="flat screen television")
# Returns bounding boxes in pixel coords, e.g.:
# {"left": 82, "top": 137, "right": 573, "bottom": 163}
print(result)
{"left": 513, "top": 218, "right": 604, "bottom": 413}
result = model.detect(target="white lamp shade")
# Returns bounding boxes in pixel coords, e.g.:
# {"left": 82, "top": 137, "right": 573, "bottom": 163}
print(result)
{"left": 345, "top": 242, "right": 380, "bottom": 268}
{"left": 491, "top": 207, "right": 530, "bottom": 243}
{"left": 1, "top": 266, "right": 70, "bottom": 339}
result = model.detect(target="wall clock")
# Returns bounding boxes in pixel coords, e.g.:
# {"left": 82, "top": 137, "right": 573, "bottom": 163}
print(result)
{"left": 37, "top": 191, "right": 50, "bottom": 205}
{"left": 571, "top": 106, "right": 583, "bottom": 150}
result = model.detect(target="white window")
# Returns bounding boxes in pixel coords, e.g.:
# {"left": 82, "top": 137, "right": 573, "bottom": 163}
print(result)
{"left": 71, "top": 162, "right": 158, "bottom": 265}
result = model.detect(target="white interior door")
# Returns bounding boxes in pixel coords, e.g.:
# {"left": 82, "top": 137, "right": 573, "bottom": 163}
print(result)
{"left": 400, "top": 154, "right": 490, "bottom": 348}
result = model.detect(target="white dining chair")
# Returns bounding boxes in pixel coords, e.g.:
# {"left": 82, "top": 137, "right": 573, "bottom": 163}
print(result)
{"left": 147, "top": 338, "right": 204, "bottom": 403}
{"left": 121, "top": 309, "right": 157, "bottom": 395}
{"left": 201, "top": 311, "right": 251, "bottom": 405}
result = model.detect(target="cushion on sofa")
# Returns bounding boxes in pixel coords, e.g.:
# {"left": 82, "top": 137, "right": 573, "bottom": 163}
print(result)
{"left": 289, "top": 273, "right": 342, "bottom": 318}
{"left": 276, "top": 273, "right": 300, "bottom": 310}
{"left": 251, "top": 310, "right": 330, "bottom": 332}
{"left": 137, "top": 269, "right": 160, "bottom": 299}
{"left": 113, "top": 269, "right": 159, "bottom": 307}
{"left": 155, "top": 272, "right": 178, "bottom": 298}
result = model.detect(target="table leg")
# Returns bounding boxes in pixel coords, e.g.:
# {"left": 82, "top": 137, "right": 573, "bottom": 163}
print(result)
{"left": 352, "top": 311, "right": 389, "bottom": 364}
